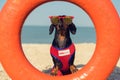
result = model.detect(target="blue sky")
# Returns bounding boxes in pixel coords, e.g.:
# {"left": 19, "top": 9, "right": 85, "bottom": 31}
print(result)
{"left": 0, "top": 0, "right": 120, "bottom": 27}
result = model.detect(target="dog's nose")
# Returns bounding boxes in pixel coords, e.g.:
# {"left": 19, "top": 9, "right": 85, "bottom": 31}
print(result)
{"left": 58, "top": 23, "right": 64, "bottom": 29}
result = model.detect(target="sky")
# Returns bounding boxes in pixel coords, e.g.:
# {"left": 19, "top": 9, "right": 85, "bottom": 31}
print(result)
{"left": 0, "top": 0, "right": 120, "bottom": 27}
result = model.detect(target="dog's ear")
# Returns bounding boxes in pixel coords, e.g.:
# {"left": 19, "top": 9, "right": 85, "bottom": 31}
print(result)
{"left": 69, "top": 23, "right": 77, "bottom": 35}
{"left": 49, "top": 24, "right": 55, "bottom": 35}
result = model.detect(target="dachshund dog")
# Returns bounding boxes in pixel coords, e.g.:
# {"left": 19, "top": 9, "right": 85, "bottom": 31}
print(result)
{"left": 49, "top": 15, "right": 78, "bottom": 76}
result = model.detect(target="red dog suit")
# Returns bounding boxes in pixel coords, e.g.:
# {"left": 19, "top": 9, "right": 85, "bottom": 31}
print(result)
{"left": 50, "top": 43, "right": 75, "bottom": 75}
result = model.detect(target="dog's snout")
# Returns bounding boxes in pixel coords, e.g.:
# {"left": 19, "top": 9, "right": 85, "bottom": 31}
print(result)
{"left": 59, "top": 19, "right": 64, "bottom": 27}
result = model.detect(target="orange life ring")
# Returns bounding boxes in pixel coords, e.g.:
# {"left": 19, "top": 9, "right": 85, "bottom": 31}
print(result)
{"left": 0, "top": 0, "right": 120, "bottom": 80}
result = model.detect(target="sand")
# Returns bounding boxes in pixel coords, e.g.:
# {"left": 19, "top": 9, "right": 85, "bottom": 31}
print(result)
{"left": 0, "top": 43, "right": 120, "bottom": 80}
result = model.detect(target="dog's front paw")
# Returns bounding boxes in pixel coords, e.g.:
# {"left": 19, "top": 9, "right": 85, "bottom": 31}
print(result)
{"left": 70, "top": 65, "right": 78, "bottom": 73}
{"left": 50, "top": 71, "right": 57, "bottom": 76}
{"left": 50, "top": 68, "right": 62, "bottom": 76}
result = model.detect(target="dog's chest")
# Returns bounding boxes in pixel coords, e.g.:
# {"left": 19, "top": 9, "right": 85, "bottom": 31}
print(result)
{"left": 50, "top": 43, "right": 75, "bottom": 71}
{"left": 50, "top": 43, "right": 75, "bottom": 57}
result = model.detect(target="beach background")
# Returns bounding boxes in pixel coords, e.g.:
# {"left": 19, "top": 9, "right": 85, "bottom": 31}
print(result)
{"left": 0, "top": 0, "right": 120, "bottom": 79}
{"left": 0, "top": 26, "right": 120, "bottom": 80}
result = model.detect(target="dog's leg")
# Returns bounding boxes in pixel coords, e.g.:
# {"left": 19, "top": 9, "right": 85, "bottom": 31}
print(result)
{"left": 70, "top": 65, "right": 78, "bottom": 73}
{"left": 50, "top": 56, "right": 63, "bottom": 76}
{"left": 50, "top": 66, "right": 59, "bottom": 76}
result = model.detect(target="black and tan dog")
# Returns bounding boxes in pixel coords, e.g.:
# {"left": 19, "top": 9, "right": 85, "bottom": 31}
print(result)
{"left": 49, "top": 15, "right": 78, "bottom": 76}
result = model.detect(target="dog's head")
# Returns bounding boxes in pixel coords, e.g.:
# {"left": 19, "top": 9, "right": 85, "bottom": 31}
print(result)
{"left": 49, "top": 15, "right": 76, "bottom": 48}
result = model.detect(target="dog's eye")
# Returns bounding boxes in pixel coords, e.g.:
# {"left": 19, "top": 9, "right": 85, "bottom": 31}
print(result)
{"left": 50, "top": 16, "right": 59, "bottom": 25}
{"left": 49, "top": 16, "right": 74, "bottom": 26}
{"left": 63, "top": 16, "right": 73, "bottom": 25}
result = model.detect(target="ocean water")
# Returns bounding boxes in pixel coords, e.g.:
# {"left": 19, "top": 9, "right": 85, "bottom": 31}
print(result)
{"left": 21, "top": 26, "right": 96, "bottom": 44}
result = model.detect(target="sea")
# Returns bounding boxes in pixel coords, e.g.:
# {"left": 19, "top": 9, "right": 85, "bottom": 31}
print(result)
{"left": 21, "top": 26, "right": 96, "bottom": 44}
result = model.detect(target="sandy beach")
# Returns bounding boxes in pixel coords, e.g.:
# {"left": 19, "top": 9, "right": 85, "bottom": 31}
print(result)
{"left": 0, "top": 43, "right": 120, "bottom": 80}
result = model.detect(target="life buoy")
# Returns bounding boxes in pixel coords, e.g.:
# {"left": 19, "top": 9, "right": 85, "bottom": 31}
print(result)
{"left": 0, "top": 0, "right": 120, "bottom": 80}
